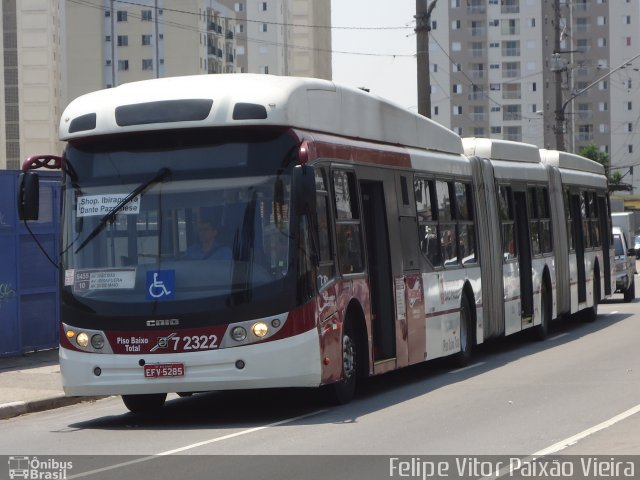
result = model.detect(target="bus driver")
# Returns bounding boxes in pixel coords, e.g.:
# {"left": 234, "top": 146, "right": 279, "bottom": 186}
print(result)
{"left": 184, "top": 216, "right": 232, "bottom": 261}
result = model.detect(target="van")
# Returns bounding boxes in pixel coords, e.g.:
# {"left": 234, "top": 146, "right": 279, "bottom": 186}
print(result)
{"left": 612, "top": 226, "right": 636, "bottom": 302}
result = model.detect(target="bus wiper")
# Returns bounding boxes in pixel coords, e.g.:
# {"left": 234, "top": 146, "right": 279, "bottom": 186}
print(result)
{"left": 75, "top": 168, "right": 171, "bottom": 254}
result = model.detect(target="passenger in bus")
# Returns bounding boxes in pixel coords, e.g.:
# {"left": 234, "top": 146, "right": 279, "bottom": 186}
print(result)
{"left": 184, "top": 217, "right": 232, "bottom": 261}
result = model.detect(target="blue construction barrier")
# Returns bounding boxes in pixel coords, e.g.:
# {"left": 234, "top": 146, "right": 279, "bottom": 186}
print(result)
{"left": 0, "top": 170, "right": 61, "bottom": 357}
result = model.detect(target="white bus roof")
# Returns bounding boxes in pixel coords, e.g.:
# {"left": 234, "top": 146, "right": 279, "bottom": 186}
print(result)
{"left": 60, "top": 74, "right": 463, "bottom": 155}
{"left": 539, "top": 149, "right": 605, "bottom": 176}
{"left": 461, "top": 137, "right": 542, "bottom": 164}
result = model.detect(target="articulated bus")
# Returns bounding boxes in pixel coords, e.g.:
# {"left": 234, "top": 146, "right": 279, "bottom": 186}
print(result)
{"left": 18, "top": 75, "right": 613, "bottom": 413}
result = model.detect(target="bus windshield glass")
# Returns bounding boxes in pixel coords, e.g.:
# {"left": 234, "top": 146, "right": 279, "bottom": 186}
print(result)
{"left": 61, "top": 128, "right": 299, "bottom": 317}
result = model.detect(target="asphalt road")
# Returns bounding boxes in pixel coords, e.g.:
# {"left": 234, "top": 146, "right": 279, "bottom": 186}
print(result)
{"left": 1, "top": 294, "right": 639, "bottom": 480}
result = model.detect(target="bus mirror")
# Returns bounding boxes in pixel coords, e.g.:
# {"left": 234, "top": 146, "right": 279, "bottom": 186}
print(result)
{"left": 293, "top": 164, "right": 316, "bottom": 216}
{"left": 17, "top": 172, "right": 40, "bottom": 221}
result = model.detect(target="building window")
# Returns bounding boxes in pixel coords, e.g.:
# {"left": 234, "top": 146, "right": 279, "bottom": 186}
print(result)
{"left": 629, "top": 145, "right": 633, "bottom": 153}
{"left": 434, "top": 106, "right": 439, "bottom": 115}
{"left": 105, "top": 36, "right": 111, "bottom": 42}
{"left": 106, "top": 59, "right": 111, "bottom": 66}
{"left": 142, "top": 59, "right": 153, "bottom": 70}
{"left": 116, "top": 11, "right": 127, "bottom": 22}
{"left": 142, "top": 35, "right": 152, "bottom": 46}
{"left": 261, "top": 23, "right": 268, "bottom": 32}
{"left": 118, "top": 60, "right": 129, "bottom": 71}
{"left": 235, "top": 3, "right": 244, "bottom": 12}
{"left": 628, "top": 123, "right": 634, "bottom": 132}
{"left": 105, "top": 10, "right": 111, "bottom": 17}
{"left": 142, "top": 10, "right": 152, "bottom": 21}
{"left": 117, "top": 35, "right": 128, "bottom": 46}
{"left": 259, "top": 1, "right": 267, "bottom": 11}
{"left": 627, "top": 101, "right": 633, "bottom": 110}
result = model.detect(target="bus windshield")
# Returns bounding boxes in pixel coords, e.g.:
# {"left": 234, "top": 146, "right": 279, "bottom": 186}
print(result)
{"left": 61, "top": 128, "right": 300, "bottom": 318}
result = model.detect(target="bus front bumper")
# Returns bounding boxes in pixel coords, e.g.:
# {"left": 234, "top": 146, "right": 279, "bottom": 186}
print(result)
{"left": 60, "top": 329, "right": 322, "bottom": 396}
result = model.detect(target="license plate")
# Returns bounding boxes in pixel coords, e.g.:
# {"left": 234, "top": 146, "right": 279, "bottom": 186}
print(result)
{"left": 143, "top": 363, "right": 185, "bottom": 378}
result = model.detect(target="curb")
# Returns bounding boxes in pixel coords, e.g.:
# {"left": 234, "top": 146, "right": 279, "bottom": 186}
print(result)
{"left": 0, "top": 395, "right": 107, "bottom": 420}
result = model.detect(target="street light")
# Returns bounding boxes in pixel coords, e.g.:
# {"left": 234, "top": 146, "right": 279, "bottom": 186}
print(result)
{"left": 554, "top": 51, "right": 640, "bottom": 151}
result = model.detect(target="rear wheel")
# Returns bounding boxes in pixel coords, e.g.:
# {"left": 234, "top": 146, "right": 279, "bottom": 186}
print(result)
{"left": 122, "top": 393, "right": 167, "bottom": 414}
{"left": 532, "top": 282, "right": 551, "bottom": 340}
{"left": 324, "top": 320, "right": 358, "bottom": 405}
{"left": 453, "top": 294, "right": 473, "bottom": 367}
{"left": 624, "top": 276, "right": 635, "bottom": 302}
{"left": 583, "top": 273, "right": 600, "bottom": 322}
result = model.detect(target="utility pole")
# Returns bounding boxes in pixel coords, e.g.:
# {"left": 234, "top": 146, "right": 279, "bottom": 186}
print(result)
{"left": 416, "top": 0, "right": 438, "bottom": 118}
{"left": 552, "top": 0, "right": 567, "bottom": 151}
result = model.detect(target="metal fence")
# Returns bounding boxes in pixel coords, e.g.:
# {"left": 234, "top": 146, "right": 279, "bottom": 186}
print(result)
{"left": 0, "top": 170, "right": 60, "bottom": 357}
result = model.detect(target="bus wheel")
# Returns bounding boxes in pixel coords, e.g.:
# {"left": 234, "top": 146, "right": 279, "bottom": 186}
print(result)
{"left": 624, "top": 276, "right": 635, "bottom": 302}
{"left": 583, "top": 275, "right": 600, "bottom": 322}
{"left": 453, "top": 294, "right": 473, "bottom": 367}
{"left": 532, "top": 282, "right": 551, "bottom": 341}
{"left": 324, "top": 321, "right": 357, "bottom": 405}
{"left": 122, "top": 393, "right": 167, "bottom": 414}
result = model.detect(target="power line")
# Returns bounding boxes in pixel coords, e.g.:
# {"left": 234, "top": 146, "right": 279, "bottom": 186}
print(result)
{"left": 109, "top": 0, "right": 414, "bottom": 31}
{"left": 67, "top": 0, "right": 417, "bottom": 58}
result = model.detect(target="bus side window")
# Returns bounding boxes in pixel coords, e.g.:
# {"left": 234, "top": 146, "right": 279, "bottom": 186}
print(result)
{"left": 333, "top": 169, "right": 364, "bottom": 275}
{"left": 456, "top": 182, "right": 476, "bottom": 265}
{"left": 415, "top": 177, "right": 441, "bottom": 267}
{"left": 436, "top": 180, "right": 457, "bottom": 267}
{"left": 528, "top": 187, "right": 541, "bottom": 256}
{"left": 498, "top": 185, "right": 517, "bottom": 261}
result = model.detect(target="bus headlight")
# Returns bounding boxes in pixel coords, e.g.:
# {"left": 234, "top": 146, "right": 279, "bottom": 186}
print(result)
{"left": 91, "top": 334, "right": 105, "bottom": 350}
{"left": 76, "top": 332, "right": 89, "bottom": 348}
{"left": 252, "top": 322, "right": 269, "bottom": 338}
{"left": 231, "top": 326, "right": 247, "bottom": 341}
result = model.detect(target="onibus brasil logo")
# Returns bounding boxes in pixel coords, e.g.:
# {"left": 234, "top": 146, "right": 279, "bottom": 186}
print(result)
{"left": 8, "top": 456, "right": 72, "bottom": 480}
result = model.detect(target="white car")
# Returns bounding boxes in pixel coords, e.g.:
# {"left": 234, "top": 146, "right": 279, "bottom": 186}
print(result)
{"left": 613, "top": 226, "right": 636, "bottom": 302}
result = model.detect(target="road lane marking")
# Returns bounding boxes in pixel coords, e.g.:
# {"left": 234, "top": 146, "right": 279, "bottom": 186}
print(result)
{"left": 481, "top": 403, "right": 640, "bottom": 480}
{"left": 546, "top": 333, "right": 569, "bottom": 341}
{"left": 532, "top": 403, "right": 640, "bottom": 456}
{"left": 69, "top": 409, "right": 327, "bottom": 478}
{"left": 449, "top": 362, "right": 485, "bottom": 374}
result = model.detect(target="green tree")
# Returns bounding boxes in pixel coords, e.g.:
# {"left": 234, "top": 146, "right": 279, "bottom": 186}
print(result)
{"left": 578, "top": 143, "right": 614, "bottom": 182}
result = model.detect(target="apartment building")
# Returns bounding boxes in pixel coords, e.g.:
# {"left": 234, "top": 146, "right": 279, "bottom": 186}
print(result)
{"left": 220, "top": 0, "right": 331, "bottom": 79}
{"left": 430, "top": 0, "right": 640, "bottom": 190}
{"left": 0, "top": 0, "right": 65, "bottom": 169}
{"left": 66, "top": 0, "right": 237, "bottom": 102}
{"left": 0, "top": 0, "right": 330, "bottom": 169}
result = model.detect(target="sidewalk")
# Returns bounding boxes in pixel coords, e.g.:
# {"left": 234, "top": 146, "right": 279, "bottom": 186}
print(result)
{"left": 0, "top": 349, "right": 104, "bottom": 420}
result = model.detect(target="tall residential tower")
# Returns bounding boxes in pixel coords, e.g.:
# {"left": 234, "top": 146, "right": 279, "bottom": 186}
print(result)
{"left": 429, "top": 0, "right": 640, "bottom": 190}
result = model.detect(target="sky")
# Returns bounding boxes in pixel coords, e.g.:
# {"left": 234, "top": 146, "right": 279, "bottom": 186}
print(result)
{"left": 331, "top": 1, "right": 418, "bottom": 111}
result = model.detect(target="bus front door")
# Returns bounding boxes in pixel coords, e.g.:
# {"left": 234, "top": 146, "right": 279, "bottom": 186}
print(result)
{"left": 360, "top": 181, "right": 396, "bottom": 362}
{"left": 514, "top": 191, "right": 534, "bottom": 326}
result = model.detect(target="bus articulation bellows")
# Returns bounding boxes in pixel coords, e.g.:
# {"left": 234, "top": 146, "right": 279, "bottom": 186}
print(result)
{"left": 17, "top": 74, "right": 614, "bottom": 413}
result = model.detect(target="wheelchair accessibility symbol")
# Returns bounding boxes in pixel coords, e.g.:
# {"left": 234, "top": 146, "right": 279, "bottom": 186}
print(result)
{"left": 146, "top": 270, "right": 175, "bottom": 300}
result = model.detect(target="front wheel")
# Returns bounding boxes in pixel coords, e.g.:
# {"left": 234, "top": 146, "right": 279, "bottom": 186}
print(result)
{"left": 324, "top": 321, "right": 358, "bottom": 405}
{"left": 122, "top": 393, "right": 167, "bottom": 414}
